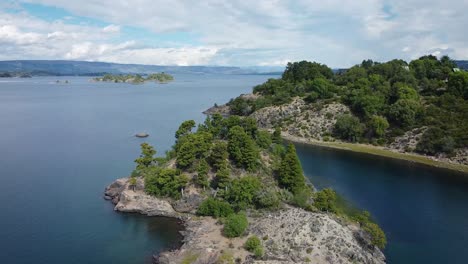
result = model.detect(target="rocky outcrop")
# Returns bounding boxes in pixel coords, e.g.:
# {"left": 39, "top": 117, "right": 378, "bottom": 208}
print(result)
{"left": 106, "top": 178, "right": 385, "bottom": 264}
{"left": 389, "top": 127, "right": 428, "bottom": 152}
{"left": 104, "top": 177, "right": 180, "bottom": 218}
{"left": 251, "top": 98, "right": 349, "bottom": 140}
{"left": 249, "top": 208, "right": 385, "bottom": 264}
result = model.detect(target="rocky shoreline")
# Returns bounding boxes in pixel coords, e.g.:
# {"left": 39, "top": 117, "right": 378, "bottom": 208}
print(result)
{"left": 105, "top": 177, "right": 385, "bottom": 264}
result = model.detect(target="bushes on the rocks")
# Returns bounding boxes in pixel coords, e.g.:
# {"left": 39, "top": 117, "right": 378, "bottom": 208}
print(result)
{"left": 244, "top": 235, "right": 264, "bottom": 258}
{"left": 197, "top": 198, "right": 234, "bottom": 218}
{"left": 225, "top": 176, "right": 261, "bottom": 210}
{"left": 363, "top": 222, "right": 387, "bottom": 249}
{"left": 223, "top": 213, "right": 248, "bottom": 238}
{"left": 144, "top": 168, "right": 189, "bottom": 199}
{"left": 313, "top": 188, "right": 338, "bottom": 213}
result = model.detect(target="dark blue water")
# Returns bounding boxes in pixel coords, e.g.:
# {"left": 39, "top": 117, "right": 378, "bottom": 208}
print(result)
{"left": 0, "top": 75, "right": 274, "bottom": 264}
{"left": 295, "top": 143, "right": 468, "bottom": 264}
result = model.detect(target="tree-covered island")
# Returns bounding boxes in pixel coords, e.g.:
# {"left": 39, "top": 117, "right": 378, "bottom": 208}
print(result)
{"left": 206, "top": 55, "right": 468, "bottom": 172}
{"left": 105, "top": 114, "right": 386, "bottom": 263}
{"left": 93, "top": 72, "right": 174, "bottom": 84}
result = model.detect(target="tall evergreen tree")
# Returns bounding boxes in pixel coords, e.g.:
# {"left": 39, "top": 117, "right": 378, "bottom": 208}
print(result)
{"left": 134, "top": 143, "right": 157, "bottom": 171}
{"left": 278, "top": 144, "right": 306, "bottom": 193}
{"left": 227, "top": 126, "right": 259, "bottom": 171}
{"left": 195, "top": 159, "right": 210, "bottom": 188}
{"left": 272, "top": 126, "right": 282, "bottom": 144}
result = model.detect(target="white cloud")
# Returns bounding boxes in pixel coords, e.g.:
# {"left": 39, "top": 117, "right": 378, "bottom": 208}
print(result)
{"left": 1, "top": 0, "right": 467, "bottom": 66}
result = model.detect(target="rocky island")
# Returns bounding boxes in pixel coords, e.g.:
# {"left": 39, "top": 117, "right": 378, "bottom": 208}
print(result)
{"left": 105, "top": 116, "right": 386, "bottom": 264}
{"left": 93, "top": 72, "right": 174, "bottom": 84}
{"left": 205, "top": 56, "right": 468, "bottom": 173}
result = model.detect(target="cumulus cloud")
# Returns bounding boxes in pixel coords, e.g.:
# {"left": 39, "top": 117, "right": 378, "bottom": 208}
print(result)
{"left": 1, "top": 0, "right": 467, "bottom": 66}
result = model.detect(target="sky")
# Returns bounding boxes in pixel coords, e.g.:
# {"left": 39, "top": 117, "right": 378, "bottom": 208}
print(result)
{"left": 0, "top": 0, "right": 467, "bottom": 67}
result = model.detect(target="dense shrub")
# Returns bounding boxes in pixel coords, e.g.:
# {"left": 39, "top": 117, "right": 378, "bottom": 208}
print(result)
{"left": 333, "top": 114, "right": 363, "bottom": 142}
{"left": 244, "top": 235, "right": 261, "bottom": 251}
{"left": 197, "top": 198, "right": 234, "bottom": 218}
{"left": 144, "top": 168, "right": 189, "bottom": 199}
{"left": 416, "top": 127, "right": 455, "bottom": 155}
{"left": 313, "top": 188, "right": 338, "bottom": 213}
{"left": 223, "top": 213, "right": 248, "bottom": 238}
{"left": 225, "top": 176, "right": 261, "bottom": 210}
{"left": 363, "top": 222, "right": 387, "bottom": 249}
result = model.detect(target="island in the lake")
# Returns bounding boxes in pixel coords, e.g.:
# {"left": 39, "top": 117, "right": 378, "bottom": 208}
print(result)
{"left": 93, "top": 72, "right": 174, "bottom": 84}
{"left": 205, "top": 55, "right": 468, "bottom": 173}
{"left": 105, "top": 115, "right": 386, "bottom": 264}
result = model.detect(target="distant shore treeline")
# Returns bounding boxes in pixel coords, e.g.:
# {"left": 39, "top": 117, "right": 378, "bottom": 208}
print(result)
{"left": 0, "top": 60, "right": 284, "bottom": 76}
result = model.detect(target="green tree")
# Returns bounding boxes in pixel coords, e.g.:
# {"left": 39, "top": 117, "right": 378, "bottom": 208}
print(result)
{"left": 144, "top": 168, "right": 189, "bottom": 199}
{"left": 214, "top": 163, "right": 231, "bottom": 189}
{"left": 255, "top": 130, "right": 272, "bottom": 149}
{"left": 448, "top": 71, "right": 468, "bottom": 99}
{"left": 227, "top": 126, "right": 259, "bottom": 171}
{"left": 225, "top": 176, "right": 261, "bottom": 210}
{"left": 244, "top": 235, "right": 261, "bottom": 252}
{"left": 282, "top": 61, "right": 333, "bottom": 82}
{"left": 223, "top": 213, "right": 248, "bottom": 238}
{"left": 197, "top": 197, "right": 234, "bottom": 218}
{"left": 134, "top": 143, "right": 157, "bottom": 171}
{"left": 415, "top": 127, "right": 455, "bottom": 155}
{"left": 209, "top": 141, "right": 229, "bottom": 171}
{"left": 175, "top": 120, "right": 196, "bottom": 139}
{"left": 176, "top": 132, "right": 213, "bottom": 169}
{"left": 278, "top": 144, "right": 306, "bottom": 193}
{"left": 313, "top": 188, "right": 337, "bottom": 213}
{"left": 195, "top": 159, "right": 210, "bottom": 188}
{"left": 388, "top": 99, "right": 421, "bottom": 127}
{"left": 333, "top": 114, "right": 363, "bottom": 142}
{"left": 368, "top": 115, "right": 389, "bottom": 138}
{"left": 272, "top": 126, "right": 282, "bottom": 144}
{"left": 363, "top": 222, "right": 387, "bottom": 249}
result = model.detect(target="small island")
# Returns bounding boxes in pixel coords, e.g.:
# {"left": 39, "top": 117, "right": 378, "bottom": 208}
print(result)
{"left": 105, "top": 115, "right": 386, "bottom": 264}
{"left": 93, "top": 72, "right": 174, "bottom": 84}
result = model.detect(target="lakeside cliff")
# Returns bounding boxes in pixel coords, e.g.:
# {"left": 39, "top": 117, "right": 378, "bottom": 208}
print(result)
{"left": 105, "top": 177, "right": 385, "bottom": 264}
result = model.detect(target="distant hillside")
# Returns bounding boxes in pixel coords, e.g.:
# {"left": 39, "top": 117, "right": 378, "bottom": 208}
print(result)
{"left": 0, "top": 60, "right": 280, "bottom": 76}
{"left": 455, "top": 60, "right": 468, "bottom": 70}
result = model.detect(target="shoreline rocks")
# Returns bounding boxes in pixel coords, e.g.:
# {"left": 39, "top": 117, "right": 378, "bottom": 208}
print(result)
{"left": 105, "top": 177, "right": 385, "bottom": 264}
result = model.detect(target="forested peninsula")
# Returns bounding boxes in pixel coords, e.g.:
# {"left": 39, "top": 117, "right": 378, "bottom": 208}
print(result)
{"left": 206, "top": 55, "right": 468, "bottom": 172}
{"left": 105, "top": 116, "right": 385, "bottom": 264}
{"left": 93, "top": 72, "right": 174, "bottom": 84}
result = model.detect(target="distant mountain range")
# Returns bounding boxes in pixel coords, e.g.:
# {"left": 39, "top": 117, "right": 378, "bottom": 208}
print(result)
{"left": 0, "top": 60, "right": 465, "bottom": 77}
{"left": 455, "top": 60, "right": 468, "bottom": 70}
{"left": 0, "top": 60, "right": 284, "bottom": 76}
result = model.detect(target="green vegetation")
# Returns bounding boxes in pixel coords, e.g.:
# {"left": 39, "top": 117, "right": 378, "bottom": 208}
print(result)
{"left": 144, "top": 168, "right": 189, "bottom": 199}
{"left": 131, "top": 114, "right": 387, "bottom": 246}
{"left": 244, "top": 235, "right": 264, "bottom": 258}
{"left": 223, "top": 213, "right": 248, "bottom": 238}
{"left": 313, "top": 189, "right": 387, "bottom": 249}
{"left": 278, "top": 144, "right": 306, "bottom": 193}
{"left": 93, "top": 72, "right": 173, "bottom": 84}
{"left": 225, "top": 55, "right": 468, "bottom": 160}
{"left": 197, "top": 197, "right": 234, "bottom": 218}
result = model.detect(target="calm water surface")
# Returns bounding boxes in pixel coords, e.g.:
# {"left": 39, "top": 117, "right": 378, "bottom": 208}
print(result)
{"left": 1, "top": 75, "right": 467, "bottom": 264}
{"left": 0, "top": 75, "right": 273, "bottom": 264}
{"left": 295, "top": 143, "right": 468, "bottom": 264}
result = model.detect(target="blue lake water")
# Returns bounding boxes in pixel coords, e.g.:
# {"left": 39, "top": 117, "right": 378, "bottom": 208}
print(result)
{"left": 0, "top": 75, "right": 467, "bottom": 264}
{"left": 0, "top": 75, "right": 272, "bottom": 264}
